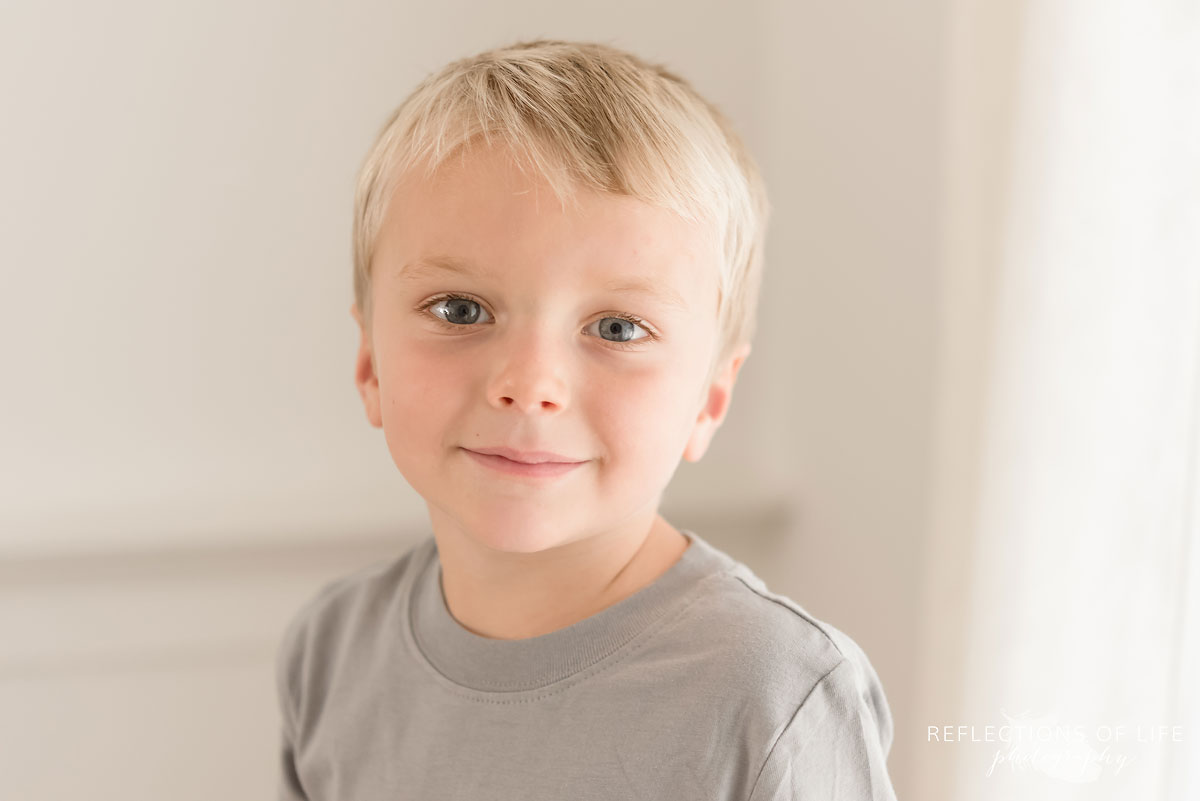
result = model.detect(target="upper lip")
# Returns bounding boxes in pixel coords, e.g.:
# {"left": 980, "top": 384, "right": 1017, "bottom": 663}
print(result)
{"left": 465, "top": 446, "right": 585, "bottom": 464}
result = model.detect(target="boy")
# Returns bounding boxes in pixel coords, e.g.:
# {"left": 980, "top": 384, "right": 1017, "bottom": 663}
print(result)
{"left": 276, "top": 38, "right": 897, "bottom": 800}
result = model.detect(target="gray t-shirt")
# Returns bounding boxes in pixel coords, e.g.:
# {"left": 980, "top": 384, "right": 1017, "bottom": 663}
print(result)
{"left": 276, "top": 529, "right": 897, "bottom": 800}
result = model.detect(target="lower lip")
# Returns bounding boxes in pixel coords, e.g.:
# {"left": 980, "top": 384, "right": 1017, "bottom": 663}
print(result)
{"left": 463, "top": 449, "right": 586, "bottom": 478}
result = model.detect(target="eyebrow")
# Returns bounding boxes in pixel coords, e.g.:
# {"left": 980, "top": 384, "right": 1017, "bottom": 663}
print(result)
{"left": 398, "top": 255, "right": 690, "bottom": 311}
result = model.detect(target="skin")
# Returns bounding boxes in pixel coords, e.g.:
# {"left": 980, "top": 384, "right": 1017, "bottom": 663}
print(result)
{"left": 351, "top": 139, "right": 750, "bottom": 640}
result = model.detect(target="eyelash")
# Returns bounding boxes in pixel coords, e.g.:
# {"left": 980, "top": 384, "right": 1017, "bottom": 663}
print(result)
{"left": 414, "top": 292, "right": 658, "bottom": 350}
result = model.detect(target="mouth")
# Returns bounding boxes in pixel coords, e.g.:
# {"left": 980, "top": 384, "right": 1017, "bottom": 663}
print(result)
{"left": 461, "top": 448, "right": 587, "bottom": 479}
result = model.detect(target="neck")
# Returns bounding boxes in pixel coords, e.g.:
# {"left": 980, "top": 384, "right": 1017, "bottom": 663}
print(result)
{"left": 430, "top": 510, "right": 691, "bottom": 640}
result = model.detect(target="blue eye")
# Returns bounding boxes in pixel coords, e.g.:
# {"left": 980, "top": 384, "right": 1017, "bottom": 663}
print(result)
{"left": 424, "top": 295, "right": 493, "bottom": 326}
{"left": 586, "top": 315, "right": 652, "bottom": 344}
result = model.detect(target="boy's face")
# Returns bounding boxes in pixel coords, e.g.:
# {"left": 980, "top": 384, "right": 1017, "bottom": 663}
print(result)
{"left": 352, "top": 140, "right": 749, "bottom": 554}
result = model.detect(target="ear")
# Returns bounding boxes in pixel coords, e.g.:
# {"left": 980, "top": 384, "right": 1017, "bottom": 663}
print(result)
{"left": 682, "top": 342, "right": 752, "bottom": 463}
{"left": 351, "top": 302, "right": 383, "bottom": 429}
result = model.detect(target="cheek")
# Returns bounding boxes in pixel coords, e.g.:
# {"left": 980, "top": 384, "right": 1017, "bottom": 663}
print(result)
{"left": 376, "top": 342, "right": 463, "bottom": 455}
{"left": 588, "top": 364, "right": 699, "bottom": 468}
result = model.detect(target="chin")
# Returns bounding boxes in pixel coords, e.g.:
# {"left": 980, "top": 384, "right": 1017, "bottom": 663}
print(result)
{"left": 464, "top": 514, "right": 580, "bottom": 555}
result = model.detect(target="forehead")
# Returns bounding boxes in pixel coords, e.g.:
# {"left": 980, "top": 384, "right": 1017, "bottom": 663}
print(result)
{"left": 376, "top": 142, "right": 719, "bottom": 309}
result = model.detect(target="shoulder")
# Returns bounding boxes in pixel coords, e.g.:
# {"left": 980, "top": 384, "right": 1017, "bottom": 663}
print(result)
{"left": 670, "top": 554, "right": 894, "bottom": 749}
{"left": 677, "top": 560, "right": 896, "bottom": 799}
{"left": 274, "top": 538, "right": 432, "bottom": 710}
{"left": 684, "top": 559, "right": 882, "bottom": 690}
{"left": 737, "top": 564, "right": 891, "bottom": 725}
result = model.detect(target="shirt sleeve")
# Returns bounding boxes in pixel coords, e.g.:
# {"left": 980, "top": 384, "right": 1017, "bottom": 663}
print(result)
{"left": 746, "top": 657, "right": 897, "bottom": 801}
{"left": 275, "top": 617, "right": 309, "bottom": 801}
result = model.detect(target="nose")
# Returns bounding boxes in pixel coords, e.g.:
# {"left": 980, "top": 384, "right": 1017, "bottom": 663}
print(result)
{"left": 487, "top": 324, "right": 570, "bottom": 414}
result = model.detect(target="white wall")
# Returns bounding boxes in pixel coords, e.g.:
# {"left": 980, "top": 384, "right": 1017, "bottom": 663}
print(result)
{"left": 0, "top": 1, "right": 945, "bottom": 797}
{"left": 0, "top": 0, "right": 795, "bottom": 558}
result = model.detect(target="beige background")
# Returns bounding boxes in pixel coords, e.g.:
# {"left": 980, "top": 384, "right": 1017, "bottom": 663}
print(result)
{"left": 0, "top": 0, "right": 996, "bottom": 797}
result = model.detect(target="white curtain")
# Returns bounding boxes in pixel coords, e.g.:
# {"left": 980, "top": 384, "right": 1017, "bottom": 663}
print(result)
{"left": 947, "top": 1, "right": 1200, "bottom": 800}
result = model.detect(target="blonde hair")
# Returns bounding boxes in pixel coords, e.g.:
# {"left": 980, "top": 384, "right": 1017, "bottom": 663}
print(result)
{"left": 352, "top": 38, "right": 770, "bottom": 381}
